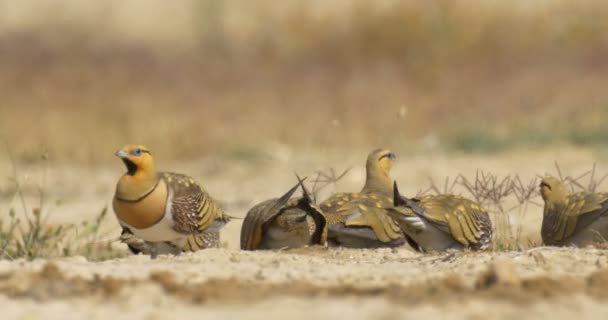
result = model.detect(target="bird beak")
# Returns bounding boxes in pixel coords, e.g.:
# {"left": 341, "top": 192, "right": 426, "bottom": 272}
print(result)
{"left": 115, "top": 149, "right": 129, "bottom": 159}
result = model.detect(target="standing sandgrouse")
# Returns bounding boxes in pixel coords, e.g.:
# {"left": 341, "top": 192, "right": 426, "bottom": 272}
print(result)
{"left": 240, "top": 177, "right": 327, "bottom": 250}
{"left": 387, "top": 181, "right": 492, "bottom": 252}
{"left": 319, "top": 149, "right": 405, "bottom": 248}
{"left": 540, "top": 176, "right": 608, "bottom": 246}
{"left": 113, "top": 144, "right": 232, "bottom": 257}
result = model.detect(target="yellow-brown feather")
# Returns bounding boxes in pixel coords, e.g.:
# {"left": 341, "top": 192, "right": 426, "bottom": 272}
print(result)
{"left": 388, "top": 193, "right": 493, "bottom": 251}
{"left": 182, "top": 231, "right": 220, "bottom": 251}
{"left": 320, "top": 149, "right": 403, "bottom": 247}
{"left": 241, "top": 196, "right": 326, "bottom": 250}
{"left": 163, "top": 172, "right": 229, "bottom": 235}
{"left": 540, "top": 177, "right": 608, "bottom": 245}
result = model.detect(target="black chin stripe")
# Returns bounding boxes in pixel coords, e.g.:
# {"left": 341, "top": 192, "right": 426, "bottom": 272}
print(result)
{"left": 123, "top": 159, "right": 138, "bottom": 176}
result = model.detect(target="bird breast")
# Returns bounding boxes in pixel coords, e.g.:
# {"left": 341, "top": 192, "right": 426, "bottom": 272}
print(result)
{"left": 113, "top": 179, "right": 168, "bottom": 229}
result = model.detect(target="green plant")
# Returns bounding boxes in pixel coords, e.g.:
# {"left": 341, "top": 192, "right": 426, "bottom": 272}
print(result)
{"left": 0, "top": 144, "right": 125, "bottom": 261}
{"left": 0, "top": 206, "right": 123, "bottom": 261}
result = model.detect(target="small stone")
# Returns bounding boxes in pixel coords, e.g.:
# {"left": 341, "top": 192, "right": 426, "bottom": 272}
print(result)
{"left": 476, "top": 259, "right": 521, "bottom": 288}
{"left": 529, "top": 251, "right": 547, "bottom": 265}
{"left": 255, "top": 269, "right": 265, "bottom": 280}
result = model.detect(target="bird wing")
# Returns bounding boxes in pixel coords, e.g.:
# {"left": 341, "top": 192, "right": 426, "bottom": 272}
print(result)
{"left": 304, "top": 200, "right": 328, "bottom": 246}
{"left": 320, "top": 192, "right": 358, "bottom": 224}
{"left": 163, "top": 172, "right": 230, "bottom": 235}
{"left": 334, "top": 194, "right": 403, "bottom": 243}
{"left": 240, "top": 199, "right": 284, "bottom": 250}
{"left": 547, "top": 192, "right": 608, "bottom": 243}
{"left": 241, "top": 179, "right": 310, "bottom": 250}
{"left": 182, "top": 230, "right": 221, "bottom": 251}
{"left": 417, "top": 195, "right": 493, "bottom": 249}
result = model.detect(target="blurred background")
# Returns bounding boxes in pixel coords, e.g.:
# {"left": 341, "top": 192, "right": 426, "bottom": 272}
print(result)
{"left": 1, "top": 0, "right": 608, "bottom": 164}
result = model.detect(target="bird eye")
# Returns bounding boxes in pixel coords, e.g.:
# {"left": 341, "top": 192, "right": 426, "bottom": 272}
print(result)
{"left": 380, "top": 153, "right": 396, "bottom": 161}
{"left": 132, "top": 148, "right": 142, "bottom": 156}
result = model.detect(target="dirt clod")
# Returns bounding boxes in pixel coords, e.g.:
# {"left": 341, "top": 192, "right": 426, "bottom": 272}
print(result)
{"left": 477, "top": 259, "right": 521, "bottom": 289}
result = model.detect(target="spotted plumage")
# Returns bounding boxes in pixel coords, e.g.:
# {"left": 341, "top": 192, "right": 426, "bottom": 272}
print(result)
{"left": 540, "top": 176, "right": 608, "bottom": 246}
{"left": 162, "top": 172, "right": 230, "bottom": 234}
{"left": 241, "top": 177, "right": 327, "bottom": 250}
{"left": 320, "top": 149, "right": 405, "bottom": 248}
{"left": 388, "top": 181, "right": 493, "bottom": 252}
{"left": 113, "top": 144, "right": 233, "bottom": 257}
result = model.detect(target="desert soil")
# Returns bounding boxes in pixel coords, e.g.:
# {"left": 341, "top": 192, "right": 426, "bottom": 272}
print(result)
{"left": 1, "top": 146, "right": 608, "bottom": 319}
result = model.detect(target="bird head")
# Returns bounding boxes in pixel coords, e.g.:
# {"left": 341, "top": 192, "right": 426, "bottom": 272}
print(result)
{"left": 366, "top": 149, "right": 396, "bottom": 179}
{"left": 539, "top": 176, "right": 568, "bottom": 204}
{"left": 115, "top": 144, "right": 154, "bottom": 176}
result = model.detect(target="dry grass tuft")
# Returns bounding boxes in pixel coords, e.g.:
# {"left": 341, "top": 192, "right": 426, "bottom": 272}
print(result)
{"left": 0, "top": 146, "right": 125, "bottom": 261}
{"left": 420, "top": 163, "right": 608, "bottom": 250}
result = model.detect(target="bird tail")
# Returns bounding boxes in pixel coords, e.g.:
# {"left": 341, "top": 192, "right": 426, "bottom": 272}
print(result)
{"left": 218, "top": 210, "right": 242, "bottom": 221}
{"left": 205, "top": 209, "right": 241, "bottom": 232}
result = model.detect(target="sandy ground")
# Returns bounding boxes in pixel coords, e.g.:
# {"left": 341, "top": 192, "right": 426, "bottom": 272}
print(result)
{"left": 2, "top": 247, "right": 608, "bottom": 319}
{"left": 2, "top": 146, "right": 608, "bottom": 319}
